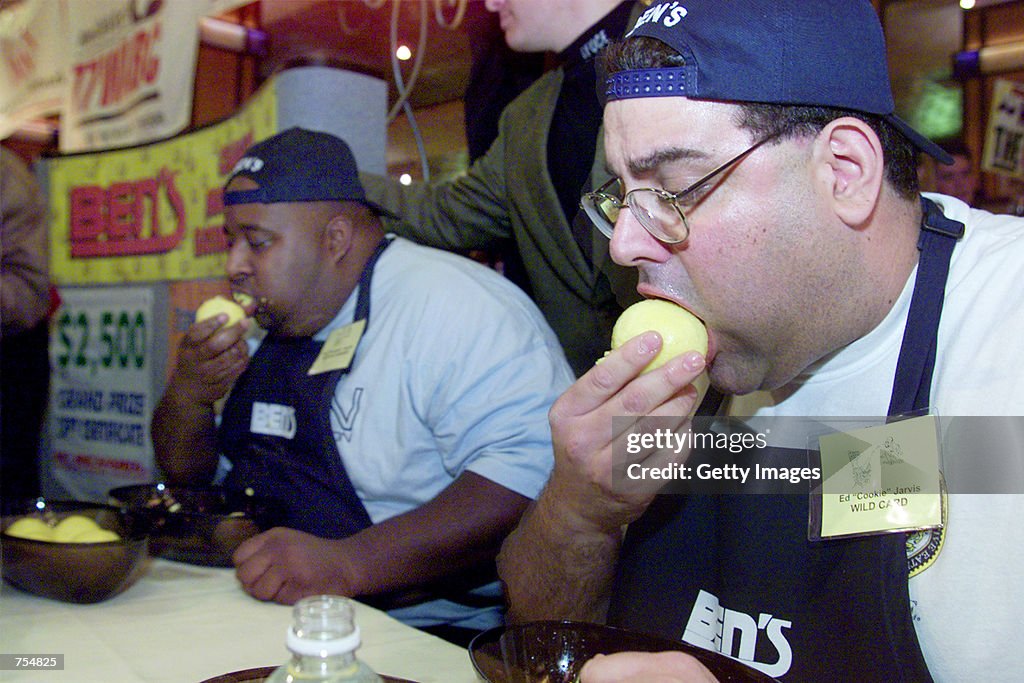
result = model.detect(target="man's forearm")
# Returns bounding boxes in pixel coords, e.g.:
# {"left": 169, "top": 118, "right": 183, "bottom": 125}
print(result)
{"left": 339, "top": 472, "right": 528, "bottom": 597}
{"left": 497, "top": 491, "right": 622, "bottom": 624}
{"left": 150, "top": 386, "right": 220, "bottom": 484}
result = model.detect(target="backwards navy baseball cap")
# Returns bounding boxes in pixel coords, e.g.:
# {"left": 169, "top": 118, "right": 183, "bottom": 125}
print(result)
{"left": 606, "top": 0, "right": 952, "bottom": 164}
{"left": 224, "top": 127, "right": 397, "bottom": 214}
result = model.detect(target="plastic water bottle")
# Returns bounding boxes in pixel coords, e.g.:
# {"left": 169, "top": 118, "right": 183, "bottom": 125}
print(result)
{"left": 265, "top": 595, "right": 383, "bottom": 683}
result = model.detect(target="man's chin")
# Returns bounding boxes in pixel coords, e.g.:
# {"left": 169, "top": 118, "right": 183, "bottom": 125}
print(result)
{"left": 504, "top": 32, "right": 537, "bottom": 54}
{"left": 706, "top": 359, "right": 765, "bottom": 399}
{"left": 252, "top": 311, "right": 274, "bottom": 332}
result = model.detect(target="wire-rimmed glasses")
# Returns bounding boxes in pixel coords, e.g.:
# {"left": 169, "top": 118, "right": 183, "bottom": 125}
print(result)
{"left": 581, "top": 134, "right": 780, "bottom": 244}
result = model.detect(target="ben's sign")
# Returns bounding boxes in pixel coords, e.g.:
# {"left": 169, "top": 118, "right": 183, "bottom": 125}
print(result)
{"left": 69, "top": 169, "right": 186, "bottom": 258}
{"left": 47, "top": 83, "right": 274, "bottom": 284}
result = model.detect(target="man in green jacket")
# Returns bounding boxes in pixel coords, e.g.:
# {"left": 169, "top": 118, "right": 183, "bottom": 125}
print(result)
{"left": 362, "top": 1, "right": 644, "bottom": 377}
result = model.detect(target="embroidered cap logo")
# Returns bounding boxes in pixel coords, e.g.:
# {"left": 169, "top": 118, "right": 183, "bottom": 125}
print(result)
{"left": 630, "top": 0, "right": 688, "bottom": 35}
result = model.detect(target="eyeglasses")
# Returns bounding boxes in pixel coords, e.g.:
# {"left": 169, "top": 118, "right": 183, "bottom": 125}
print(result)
{"left": 581, "top": 134, "right": 780, "bottom": 244}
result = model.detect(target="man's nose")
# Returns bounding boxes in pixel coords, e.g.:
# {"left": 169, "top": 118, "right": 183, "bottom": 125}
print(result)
{"left": 225, "top": 241, "right": 250, "bottom": 280}
{"left": 608, "top": 210, "right": 665, "bottom": 267}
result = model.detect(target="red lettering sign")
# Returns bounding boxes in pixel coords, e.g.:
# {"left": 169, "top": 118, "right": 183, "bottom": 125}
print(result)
{"left": 190, "top": 132, "right": 259, "bottom": 256}
{"left": 68, "top": 167, "right": 187, "bottom": 258}
{"left": 218, "top": 132, "right": 254, "bottom": 175}
{"left": 2, "top": 31, "right": 38, "bottom": 84}
{"left": 71, "top": 24, "right": 161, "bottom": 114}
{"left": 53, "top": 451, "right": 146, "bottom": 475}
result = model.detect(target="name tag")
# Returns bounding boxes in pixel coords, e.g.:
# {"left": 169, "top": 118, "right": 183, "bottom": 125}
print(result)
{"left": 812, "top": 414, "right": 943, "bottom": 540}
{"left": 250, "top": 401, "right": 297, "bottom": 439}
{"left": 308, "top": 320, "right": 366, "bottom": 375}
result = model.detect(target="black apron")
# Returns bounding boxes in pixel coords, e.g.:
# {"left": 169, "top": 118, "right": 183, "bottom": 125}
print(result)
{"left": 219, "top": 238, "right": 391, "bottom": 538}
{"left": 607, "top": 199, "right": 963, "bottom": 682}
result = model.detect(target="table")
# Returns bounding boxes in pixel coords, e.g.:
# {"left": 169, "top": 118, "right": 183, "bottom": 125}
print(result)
{"left": 0, "top": 558, "right": 480, "bottom": 683}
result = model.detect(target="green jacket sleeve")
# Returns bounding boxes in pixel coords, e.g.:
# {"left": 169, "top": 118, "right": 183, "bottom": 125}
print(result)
{"left": 360, "top": 130, "right": 515, "bottom": 253}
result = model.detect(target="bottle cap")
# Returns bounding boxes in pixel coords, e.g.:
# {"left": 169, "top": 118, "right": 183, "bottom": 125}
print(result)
{"left": 287, "top": 624, "right": 361, "bottom": 656}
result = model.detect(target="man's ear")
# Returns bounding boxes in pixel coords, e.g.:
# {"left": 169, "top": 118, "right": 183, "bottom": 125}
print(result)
{"left": 811, "top": 117, "right": 884, "bottom": 227}
{"left": 323, "top": 213, "right": 353, "bottom": 264}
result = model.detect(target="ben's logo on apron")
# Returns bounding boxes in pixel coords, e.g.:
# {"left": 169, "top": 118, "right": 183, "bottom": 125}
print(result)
{"left": 250, "top": 402, "right": 297, "bottom": 439}
{"left": 684, "top": 589, "right": 793, "bottom": 679}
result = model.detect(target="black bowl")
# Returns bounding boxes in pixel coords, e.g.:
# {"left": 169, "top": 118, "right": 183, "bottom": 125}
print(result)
{"left": 469, "top": 620, "right": 779, "bottom": 683}
{"left": 1, "top": 499, "right": 149, "bottom": 603}
{"left": 107, "top": 483, "right": 270, "bottom": 567}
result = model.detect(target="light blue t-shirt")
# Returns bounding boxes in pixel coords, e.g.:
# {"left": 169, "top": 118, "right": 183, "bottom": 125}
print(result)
{"left": 238, "top": 236, "right": 574, "bottom": 629}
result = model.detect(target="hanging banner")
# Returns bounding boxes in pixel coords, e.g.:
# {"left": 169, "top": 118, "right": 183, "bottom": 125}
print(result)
{"left": 46, "top": 80, "right": 277, "bottom": 285}
{"left": 0, "top": 0, "right": 66, "bottom": 139}
{"left": 982, "top": 78, "right": 1024, "bottom": 180}
{"left": 60, "top": 0, "right": 204, "bottom": 152}
{"left": 1, "top": 0, "right": 256, "bottom": 143}
{"left": 48, "top": 285, "right": 163, "bottom": 501}
{"left": 46, "top": 67, "right": 389, "bottom": 286}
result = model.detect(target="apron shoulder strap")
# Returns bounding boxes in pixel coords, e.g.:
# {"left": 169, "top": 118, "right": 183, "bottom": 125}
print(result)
{"left": 888, "top": 198, "right": 964, "bottom": 416}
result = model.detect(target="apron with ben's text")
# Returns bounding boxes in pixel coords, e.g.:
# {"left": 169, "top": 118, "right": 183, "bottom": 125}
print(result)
{"left": 608, "top": 199, "right": 963, "bottom": 682}
{"left": 219, "top": 238, "right": 391, "bottom": 538}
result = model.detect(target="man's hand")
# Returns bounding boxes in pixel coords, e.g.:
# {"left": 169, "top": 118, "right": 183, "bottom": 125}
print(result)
{"left": 170, "top": 314, "right": 251, "bottom": 405}
{"left": 498, "top": 332, "right": 706, "bottom": 623}
{"left": 580, "top": 651, "right": 720, "bottom": 683}
{"left": 233, "top": 473, "right": 527, "bottom": 607}
{"left": 545, "top": 331, "right": 706, "bottom": 533}
{"left": 152, "top": 313, "right": 252, "bottom": 485}
{"left": 233, "top": 527, "right": 366, "bottom": 604}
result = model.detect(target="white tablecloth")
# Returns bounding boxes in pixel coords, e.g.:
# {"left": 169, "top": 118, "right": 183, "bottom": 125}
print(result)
{"left": 0, "top": 558, "right": 480, "bottom": 683}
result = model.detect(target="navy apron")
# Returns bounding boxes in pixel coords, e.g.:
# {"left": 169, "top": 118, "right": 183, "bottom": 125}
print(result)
{"left": 607, "top": 199, "right": 963, "bottom": 681}
{"left": 219, "top": 238, "right": 392, "bottom": 538}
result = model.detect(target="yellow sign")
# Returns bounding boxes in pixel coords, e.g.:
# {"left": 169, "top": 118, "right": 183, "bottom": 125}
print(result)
{"left": 46, "top": 80, "right": 278, "bottom": 285}
{"left": 308, "top": 320, "right": 367, "bottom": 375}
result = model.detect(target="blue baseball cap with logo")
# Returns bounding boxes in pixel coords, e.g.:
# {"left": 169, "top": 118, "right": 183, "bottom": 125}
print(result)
{"left": 605, "top": 0, "right": 952, "bottom": 164}
{"left": 224, "top": 127, "right": 396, "bottom": 214}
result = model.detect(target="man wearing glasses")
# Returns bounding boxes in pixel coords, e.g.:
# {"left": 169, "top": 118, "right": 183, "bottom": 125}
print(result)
{"left": 499, "top": 1, "right": 1024, "bottom": 680}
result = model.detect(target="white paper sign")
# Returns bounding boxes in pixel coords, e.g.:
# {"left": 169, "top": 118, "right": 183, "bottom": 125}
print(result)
{"left": 0, "top": 0, "right": 66, "bottom": 139}
{"left": 982, "top": 78, "right": 1024, "bottom": 180}
{"left": 48, "top": 285, "right": 158, "bottom": 500}
{"left": 60, "top": 0, "right": 203, "bottom": 152}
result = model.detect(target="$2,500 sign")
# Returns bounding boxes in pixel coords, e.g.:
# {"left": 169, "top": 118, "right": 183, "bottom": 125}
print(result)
{"left": 48, "top": 285, "right": 159, "bottom": 500}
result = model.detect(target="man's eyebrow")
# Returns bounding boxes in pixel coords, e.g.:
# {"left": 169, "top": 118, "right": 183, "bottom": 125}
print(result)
{"left": 223, "top": 222, "right": 275, "bottom": 236}
{"left": 627, "top": 146, "right": 708, "bottom": 177}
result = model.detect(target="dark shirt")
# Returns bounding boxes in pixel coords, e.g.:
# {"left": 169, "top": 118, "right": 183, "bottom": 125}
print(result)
{"left": 547, "top": 2, "right": 634, "bottom": 261}
{"left": 463, "top": 6, "right": 547, "bottom": 162}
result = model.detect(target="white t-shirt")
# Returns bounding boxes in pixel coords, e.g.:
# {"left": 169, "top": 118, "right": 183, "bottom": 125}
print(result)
{"left": 236, "top": 237, "right": 575, "bottom": 628}
{"left": 732, "top": 195, "right": 1024, "bottom": 680}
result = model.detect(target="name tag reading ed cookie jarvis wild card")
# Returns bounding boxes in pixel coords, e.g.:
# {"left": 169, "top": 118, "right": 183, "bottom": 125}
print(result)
{"left": 812, "top": 414, "right": 944, "bottom": 541}
{"left": 308, "top": 320, "right": 366, "bottom": 375}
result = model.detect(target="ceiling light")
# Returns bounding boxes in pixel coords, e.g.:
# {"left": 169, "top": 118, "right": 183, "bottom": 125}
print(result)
{"left": 396, "top": 45, "right": 412, "bottom": 61}
{"left": 960, "top": 0, "right": 976, "bottom": 9}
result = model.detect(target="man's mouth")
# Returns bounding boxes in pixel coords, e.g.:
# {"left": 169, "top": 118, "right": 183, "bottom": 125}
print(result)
{"left": 635, "top": 289, "right": 716, "bottom": 363}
